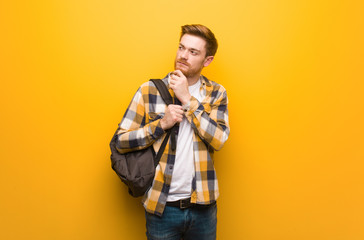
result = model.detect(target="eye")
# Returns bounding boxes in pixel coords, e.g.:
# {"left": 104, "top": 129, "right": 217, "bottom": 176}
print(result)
{"left": 190, "top": 50, "right": 198, "bottom": 56}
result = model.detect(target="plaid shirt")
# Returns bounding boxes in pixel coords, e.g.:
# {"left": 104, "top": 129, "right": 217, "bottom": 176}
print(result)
{"left": 116, "top": 74, "right": 230, "bottom": 216}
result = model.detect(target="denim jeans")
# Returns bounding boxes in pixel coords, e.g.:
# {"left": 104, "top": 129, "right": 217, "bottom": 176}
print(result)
{"left": 145, "top": 203, "right": 217, "bottom": 240}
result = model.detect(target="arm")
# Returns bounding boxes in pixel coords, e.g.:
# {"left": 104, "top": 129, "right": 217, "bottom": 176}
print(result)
{"left": 184, "top": 86, "right": 230, "bottom": 151}
{"left": 115, "top": 85, "right": 165, "bottom": 154}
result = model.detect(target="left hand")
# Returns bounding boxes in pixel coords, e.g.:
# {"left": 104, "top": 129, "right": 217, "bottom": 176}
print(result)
{"left": 169, "top": 70, "right": 191, "bottom": 105}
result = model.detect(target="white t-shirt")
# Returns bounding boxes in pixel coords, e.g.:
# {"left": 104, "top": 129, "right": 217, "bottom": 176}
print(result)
{"left": 166, "top": 78, "right": 203, "bottom": 201}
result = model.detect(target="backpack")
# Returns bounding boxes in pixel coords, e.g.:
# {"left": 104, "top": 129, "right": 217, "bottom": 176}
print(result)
{"left": 109, "top": 79, "right": 175, "bottom": 197}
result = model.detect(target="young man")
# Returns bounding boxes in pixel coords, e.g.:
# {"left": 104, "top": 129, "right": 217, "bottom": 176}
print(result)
{"left": 115, "top": 24, "right": 230, "bottom": 240}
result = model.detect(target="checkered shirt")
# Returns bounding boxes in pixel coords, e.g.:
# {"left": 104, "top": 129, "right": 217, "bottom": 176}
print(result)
{"left": 115, "top": 74, "right": 230, "bottom": 216}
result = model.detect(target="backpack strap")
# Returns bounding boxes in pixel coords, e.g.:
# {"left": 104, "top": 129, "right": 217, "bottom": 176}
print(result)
{"left": 150, "top": 79, "right": 173, "bottom": 105}
{"left": 149, "top": 79, "right": 178, "bottom": 165}
{"left": 154, "top": 130, "right": 172, "bottom": 167}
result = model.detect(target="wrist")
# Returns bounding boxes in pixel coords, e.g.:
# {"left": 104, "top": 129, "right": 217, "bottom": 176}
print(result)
{"left": 160, "top": 118, "right": 167, "bottom": 130}
{"left": 181, "top": 94, "right": 191, "bottom": 106}
{"left": 182, "top": 101, "right": 190, "bottom": 113}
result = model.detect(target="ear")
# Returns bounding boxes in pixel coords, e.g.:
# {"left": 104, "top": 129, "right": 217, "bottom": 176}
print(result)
{"left": 203, "top": 56, "right": 214, "bottom": 67}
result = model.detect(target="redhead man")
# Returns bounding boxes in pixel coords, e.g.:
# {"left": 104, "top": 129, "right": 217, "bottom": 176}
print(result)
{"left": 115, "top": 24, "right": 230, "bottom": 240}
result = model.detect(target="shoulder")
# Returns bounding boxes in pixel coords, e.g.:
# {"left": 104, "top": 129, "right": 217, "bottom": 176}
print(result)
{"left": 134, "top": 77, "right": 169, "bottom": 101}
{"left": 139, "top": 77, "right": 169, "bottom": 92}
{"left": 202, "top": 75, "right": 228, "bottom": 100}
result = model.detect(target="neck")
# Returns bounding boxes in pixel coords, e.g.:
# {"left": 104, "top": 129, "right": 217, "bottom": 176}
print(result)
{"left": 187, "top": 75, "right": 201, "bottom": 86}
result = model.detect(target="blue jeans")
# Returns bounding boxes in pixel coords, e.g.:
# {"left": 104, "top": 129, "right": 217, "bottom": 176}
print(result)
{"left": 145, "top": 203, "right": 217, "bottom": 240}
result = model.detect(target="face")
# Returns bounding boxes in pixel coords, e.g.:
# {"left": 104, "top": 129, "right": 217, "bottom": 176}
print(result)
{"left": 174, "top": 34, "right": 214, "bottom": 78}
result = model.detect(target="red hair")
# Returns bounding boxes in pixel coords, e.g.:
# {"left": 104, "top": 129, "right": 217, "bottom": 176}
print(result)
{"left": 180, "top": 24, "right": 218, "bottom": 57}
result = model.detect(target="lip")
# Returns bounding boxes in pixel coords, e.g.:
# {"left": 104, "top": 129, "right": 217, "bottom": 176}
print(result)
{"left": 177, "top": 61, "right": 189, "bottom": 67}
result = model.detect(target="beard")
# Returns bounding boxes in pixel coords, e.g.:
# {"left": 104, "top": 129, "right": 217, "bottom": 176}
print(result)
{"left": 174, "top": 59, "right": 202, "bottom": 78}
{"left": 174, "top": 59, "right": 189, "bottom": 74}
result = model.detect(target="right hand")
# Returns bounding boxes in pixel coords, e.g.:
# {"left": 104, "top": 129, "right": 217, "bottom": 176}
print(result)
{"left": 160, "top": 104, "right": 184, "bottom": 130}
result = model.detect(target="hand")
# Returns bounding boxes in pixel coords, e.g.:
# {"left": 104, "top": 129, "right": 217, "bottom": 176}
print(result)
{"left": 160, "top": 104, "right": 184, "bottom": 130}
{"left": 170, "top": 70, "right": 191, "bottom": 105}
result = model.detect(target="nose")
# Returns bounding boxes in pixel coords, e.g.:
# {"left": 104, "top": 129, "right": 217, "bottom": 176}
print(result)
{"left": 180, "top": 49, "right": 188, "bottom": 59}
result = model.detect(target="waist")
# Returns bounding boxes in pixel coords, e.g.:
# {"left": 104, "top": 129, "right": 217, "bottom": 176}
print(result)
{"left": 166, "top": 198, "right": 216, "bottom": 209}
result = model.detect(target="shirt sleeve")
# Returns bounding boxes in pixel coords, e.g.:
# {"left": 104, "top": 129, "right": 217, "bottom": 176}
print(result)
{"left": 184, "top": 85, "right": 230, "bottom": 151}
{"left": 115, "top": 85, "right": 165, "bottom": 154}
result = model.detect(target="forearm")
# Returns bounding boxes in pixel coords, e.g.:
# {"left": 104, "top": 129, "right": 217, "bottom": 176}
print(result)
{"left": 115, "top": 84, "right": 165, "bottom": 154}
{"left": 185, "top": 96, "right": 230, "bottom": 151}
{"left": 116, "top": 119, "right": 165, "bottom": 154}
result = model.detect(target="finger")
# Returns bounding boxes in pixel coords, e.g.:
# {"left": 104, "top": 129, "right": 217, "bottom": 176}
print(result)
{"left": 170, "top": 78, "right": 179, "bottom": 86}
{"left": 174, "top": 115, "right": 183, "bottom": 122}
{"left": 172, "top": 70, "right": 183, "bottom": 77}
{"left": 171, "top": 106, "right": 183, "bottom": 112}
{"left": 169, "top": 83, "right": 175, "bottom": 91}
{"left": 170, "top": 73, "right": 180, "bottom": 80}
{"left": 171, "top": 111, "right": 183, "bottom": 118}
{"left": 173, "top": 113, "right": 183, "bottom": 120}
{"left": 170, "top": 76, "right": 179, "bottom": 84}
{"left": 170, "top": 79, "right": 177, "bottom": 85}
{"left": 173, "top": 111, "right": 183, "bottom": 118}
{"left": 169, "top": 104, "right": 183, "bottom": 109}
{"left": 175, "top": 109, "right": 184, "bottom": 115}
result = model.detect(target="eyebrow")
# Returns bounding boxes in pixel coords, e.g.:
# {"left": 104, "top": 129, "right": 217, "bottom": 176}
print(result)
{"left": 179, "top": 43, "right": 201, "bottom": 53}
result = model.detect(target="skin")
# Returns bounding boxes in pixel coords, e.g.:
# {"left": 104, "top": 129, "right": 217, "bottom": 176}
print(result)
{"left": 160, "top": 34, "right": 214, "bottom": 130}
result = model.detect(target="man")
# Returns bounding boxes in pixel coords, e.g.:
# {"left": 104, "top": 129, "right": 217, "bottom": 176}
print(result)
{"left": 115, "top": 24, "right": 230, "bottom": 240}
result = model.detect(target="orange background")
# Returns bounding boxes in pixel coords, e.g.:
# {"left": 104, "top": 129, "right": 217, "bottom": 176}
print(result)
{"left": 1, "top": 0, "right": 363, "bottom": 239}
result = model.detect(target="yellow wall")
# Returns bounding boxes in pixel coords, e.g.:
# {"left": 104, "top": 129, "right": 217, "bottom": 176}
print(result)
{"left": 1, "top": 0, "right": 363, "bottom": 239}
